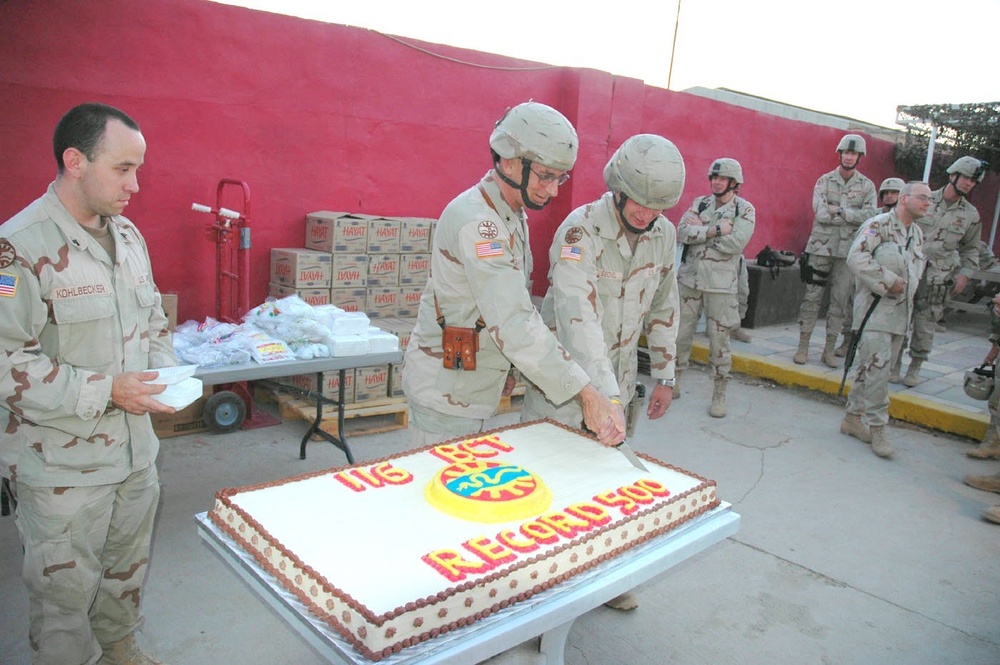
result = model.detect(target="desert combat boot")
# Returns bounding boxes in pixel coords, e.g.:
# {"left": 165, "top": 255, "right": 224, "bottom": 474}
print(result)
{"left": 821, "top": 334, "right": 839, "bottom": 368}
{"left": 963, "top": 471, "right": 1000, "bottom": 494}
{"left": 967, "top": 429, "right": 1000, "bottom": 459}
{"left": 709, "top": 379, "right": 727, "bottom": 418}
{"left": 902, "top": 359, "right": 923, "bottom": 387}
{"left": 834, "top": 332, "right": 853, "bottom": 357}
{"left": 793, "top": 332, "right": 810, "bottom": 365}
{"left": 840, "top": 413, "right": 872, "bottom": 443}
{"left": 98, "top": 633, "right": 164, "bottom": 665}
{"left": 870, "top": 426, "right": 894, "bottom": 458}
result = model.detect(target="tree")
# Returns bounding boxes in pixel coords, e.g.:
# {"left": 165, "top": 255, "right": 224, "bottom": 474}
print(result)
{"left": 894, "top": 102, "right": 1000, "bottom": 183}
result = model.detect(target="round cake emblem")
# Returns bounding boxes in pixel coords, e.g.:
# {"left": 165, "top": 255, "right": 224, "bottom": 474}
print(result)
{"left": 425, "top": 460, "right": 551, "bottom": 523}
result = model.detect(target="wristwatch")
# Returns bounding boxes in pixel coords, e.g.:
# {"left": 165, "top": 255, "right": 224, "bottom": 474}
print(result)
{"left": 656, "top": 378, "right": 675, "bottom": 387}
{"left": 714, "top": 224, "right": 721, "bottom": 237}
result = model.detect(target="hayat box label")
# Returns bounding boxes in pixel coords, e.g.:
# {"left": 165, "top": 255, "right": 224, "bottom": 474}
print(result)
{"left": 269, "top": 248, "right": 332, "bottom": 287}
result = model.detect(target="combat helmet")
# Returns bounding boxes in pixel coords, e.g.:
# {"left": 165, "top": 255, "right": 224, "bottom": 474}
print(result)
{"left": 490, "top": 102, "right": 578, "bottom": 172}
{"left": 837, "top": 134, "right": 867, "bottom": 155}
{"left": 490, "top": 101, "right": 577, "bottom": 210}
{"left": 604, "top": 134, "right": 686, "bottom": 210}
{"left": 964, "top": 365, "right": 995, "bottom": 400}
{"left": 879, "top": 177, "right": 905, "bottom": 194}
{"left": 871, "top": 241, "right": 906, "bottom": 277}
{"left": 946, "top": 156, "right": 987, "bottom": 183}
{"left": 708, "top": 158, "right": 744, "bottom": 185}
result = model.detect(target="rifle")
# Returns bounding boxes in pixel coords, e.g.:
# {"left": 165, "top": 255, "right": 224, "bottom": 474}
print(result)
{"left": 838, "top": 294, "right": 882, "bottom": 397}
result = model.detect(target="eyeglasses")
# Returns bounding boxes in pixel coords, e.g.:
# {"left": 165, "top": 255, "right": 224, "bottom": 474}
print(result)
{"left": 529, "top": 165, "right": 570, "bottom": 187}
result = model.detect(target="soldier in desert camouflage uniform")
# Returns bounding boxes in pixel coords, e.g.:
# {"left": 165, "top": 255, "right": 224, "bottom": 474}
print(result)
{"left": 520, "top": 133, "right": 683, "bottom": 612}
{"left": 675, "top": 158, "right": 755, "bottom": 418}
{"left": 521, "top": 134, "right": 682, "bottom": 434}
{"left": 962, "top": 294, "right": 1000, "bottom": 524}
{"left": 896, "top": 156, "right": 985, "bottom": 386}
{"left": 794, "top": 134, "right": 877, "bottom": 368}
{"left": 841, "top": 181, "right": 928, "bottom": 458}
{"left": 0, "top": 104, "right": 176, "bottom": 664}
{"left": 402, "top": 101, "right": 624, "bottom": 448}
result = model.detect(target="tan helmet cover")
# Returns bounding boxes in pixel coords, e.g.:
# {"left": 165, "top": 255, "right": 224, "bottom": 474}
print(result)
{"left": 708, "top": 157, "right": 744, "bottom": 185}
{"left": 947, "top": 156, "right": 987, "bottom": 182}
{"left": 964, "top": 366, "right": 995, "bottom": 400}
{"left": 879, "top": 177, "right": 905, "bottom": 194}
{"left": 837, "top": 134, "right": 867, "bottom": 155}
{"left": 489, "top": 102, "right": 578, "bottom": 171}
{"left": 603, "top": 134, "right": 686, "bottom": 209}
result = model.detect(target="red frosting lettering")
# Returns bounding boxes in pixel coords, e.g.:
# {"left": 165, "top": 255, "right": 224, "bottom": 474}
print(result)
{"left": 496, "top": 529, "right": 539, "bottom": 553}
{"left": 463, "top": 536, "right": 516, "bottom": 565}
{"left": 538, "top": 511, "right": 591, "bottom": 538}
{"left": 422, "top": 549, "right": 490, "bottom": 582}
{"left": 520, "top": 520, "right": 560, "bottom": 544}
{"left": 593, "top": 489, "right": 639, "bottom": 515}
{"left": 565, "top": 502, "right": 612, "bottom": 526}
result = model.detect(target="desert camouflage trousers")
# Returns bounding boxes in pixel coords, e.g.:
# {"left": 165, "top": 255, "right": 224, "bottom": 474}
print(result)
{"left": 908, "top": 278, "right": 952, "bottom": 361}
{"left": 676, "top": 284, "right": 739, "bottom": 380}
{"left": 14, "top": 464, "right": 160, "bottom": 665}
{"left": 408, "top": 400, "right": 486, "bottom": 447}
{"left": 798, "top": 255, "right": 855, "bottom": 336}
{"left": 846, "top": 330, "right": 905, "bottom": 427}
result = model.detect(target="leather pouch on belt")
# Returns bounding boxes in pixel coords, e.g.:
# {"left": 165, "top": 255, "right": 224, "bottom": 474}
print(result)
{"left": 442, "top": 325, "right": 479, "bottom": 370}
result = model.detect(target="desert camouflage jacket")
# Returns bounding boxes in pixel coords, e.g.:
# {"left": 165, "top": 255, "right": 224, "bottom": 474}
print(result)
{"left": 916, "top": 188, "right": 981, "bottom": 284}
{"left": 537, "top": 192, "right": 678, "bottom": 403}
{"left": 402, "top": 173, "right": 591, "bottom": 419}
{"left": 846, "top": 210, "right": 926, "bottom": 335}
{"left": 677, "top": 193, "right": 755, "bottom": 294}
{"left": 805, "top": 168, "right": 877, "bottom": 258}
{"left": 0, "top": 184, "right": 176, "bottom": 486}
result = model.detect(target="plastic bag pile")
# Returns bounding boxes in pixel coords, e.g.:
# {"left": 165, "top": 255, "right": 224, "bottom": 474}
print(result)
{"left": 173, "top": 296, "right": 400, "bottom": 367}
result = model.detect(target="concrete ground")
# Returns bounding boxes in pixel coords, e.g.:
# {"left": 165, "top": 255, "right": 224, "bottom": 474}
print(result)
{"left": 3, "top": 308, "right": 1000, "bottom": 664}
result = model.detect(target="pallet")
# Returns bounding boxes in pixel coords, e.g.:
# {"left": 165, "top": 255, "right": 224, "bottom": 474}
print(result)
{"left": 498, "top": 384, "right": 526, "bottom": 414}
{"left": 273, "top": 392, "right": 409, "bottom": 437}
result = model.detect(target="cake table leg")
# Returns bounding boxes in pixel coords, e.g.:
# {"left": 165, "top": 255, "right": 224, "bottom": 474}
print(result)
{"left": 538, "top": 619, "right": 574, "bottom": 664}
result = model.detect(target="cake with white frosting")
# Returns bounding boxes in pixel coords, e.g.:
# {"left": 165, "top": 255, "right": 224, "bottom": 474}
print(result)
{"left": 209, "top": 420, "right": 718, "bottom": 660}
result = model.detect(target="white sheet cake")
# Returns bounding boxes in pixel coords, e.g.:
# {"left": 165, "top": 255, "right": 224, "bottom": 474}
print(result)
{"left": 209, "top": 419, "right": 718, "bottom": 660}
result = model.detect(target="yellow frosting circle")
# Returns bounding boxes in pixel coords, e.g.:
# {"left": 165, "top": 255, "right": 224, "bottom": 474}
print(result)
{"left": 425, "top": 460, "right": 552, "bottom": 523}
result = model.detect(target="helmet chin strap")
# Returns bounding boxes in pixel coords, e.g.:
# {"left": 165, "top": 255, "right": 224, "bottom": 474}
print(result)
{"left": 615, "top": 193, "right": 654, "bottom": 235}
{"left": 839, "top": 153, "right": 857, "bottom": 171}
{"left": 495, "top": 158, "right": 545, "bottom": 210}
{"left": 949, "top": 174, "right": 969, "bottom": 198}
{"left": 713, "top": 179, "right": 737, "bottom": 199}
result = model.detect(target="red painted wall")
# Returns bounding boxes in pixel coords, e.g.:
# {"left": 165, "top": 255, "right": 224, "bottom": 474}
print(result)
{"left": 1, "top": 0, "right": 994, "bottom": 323}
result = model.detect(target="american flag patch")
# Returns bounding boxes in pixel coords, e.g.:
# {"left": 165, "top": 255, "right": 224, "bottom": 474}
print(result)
{"left": 475, "top": 241, "right": 504, "bottom": 258}
{"left": 0, "top": 273, "right": 17, "bottom": 297}
{"left": 560, "top": 245, "right": 583, "bottom": 261}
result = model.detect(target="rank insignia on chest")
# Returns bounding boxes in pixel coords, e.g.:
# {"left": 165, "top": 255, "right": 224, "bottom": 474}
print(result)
{"left": 0, "top": 273, "right": 17, "bottom": 297}
{"left": 475, "top": 240, "right": 504, "bottom": 259}
{"left": 560, "top": 245, "right": 583, "bottom": 261}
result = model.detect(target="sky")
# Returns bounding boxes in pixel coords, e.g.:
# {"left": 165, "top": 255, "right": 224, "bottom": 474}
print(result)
{"left": 216, "top": 0, "right": 1000, "bottom": 130}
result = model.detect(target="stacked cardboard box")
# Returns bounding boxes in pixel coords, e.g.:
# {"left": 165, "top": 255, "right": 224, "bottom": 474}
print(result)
{"left": 300, "top": 211, "right": 434, "bottom": 318}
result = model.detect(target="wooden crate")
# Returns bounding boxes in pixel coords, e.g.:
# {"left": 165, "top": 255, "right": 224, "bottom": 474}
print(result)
{"left": 273, "top": 392, "right": 409, "bottom": 437}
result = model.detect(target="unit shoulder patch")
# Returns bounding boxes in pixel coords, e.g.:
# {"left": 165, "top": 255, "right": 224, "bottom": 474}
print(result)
{"left": 0, "top": 238, "right": 15, "bottom": 269}
{"left": 477, "top": 220, "right": 499, "bottom": 240}
{"left": 563, "top": 226, "right": 584, "bottom": 244}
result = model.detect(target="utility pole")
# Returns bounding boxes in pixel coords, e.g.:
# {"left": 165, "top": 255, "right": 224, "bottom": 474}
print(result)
{"left": 667, "top": 0, "right": 682, "bottom": 90}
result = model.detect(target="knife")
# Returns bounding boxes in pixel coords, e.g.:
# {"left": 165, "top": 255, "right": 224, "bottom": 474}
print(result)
{"left": 615, "top": 441, "right": 649, "bottom": 471}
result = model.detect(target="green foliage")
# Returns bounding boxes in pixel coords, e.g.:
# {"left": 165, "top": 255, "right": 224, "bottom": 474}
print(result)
{"left": 894, "top": 102, "right": 1000, "bottom": 184}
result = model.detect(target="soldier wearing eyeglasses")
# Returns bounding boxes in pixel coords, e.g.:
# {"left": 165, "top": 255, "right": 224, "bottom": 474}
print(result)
{"left": 841, "top": 181, "right": 928, "bottom": 458}
{"left": 402, "top": 102, "right": 624, "bottom": 448}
